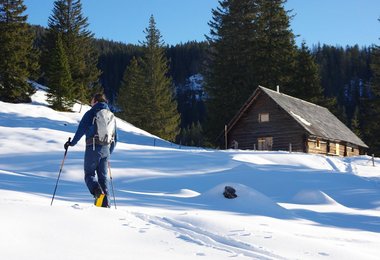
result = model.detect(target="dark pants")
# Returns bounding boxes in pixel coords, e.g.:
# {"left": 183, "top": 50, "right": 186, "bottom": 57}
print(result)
{"left": 84, "top": 144, "right": 110, "bottom": 206}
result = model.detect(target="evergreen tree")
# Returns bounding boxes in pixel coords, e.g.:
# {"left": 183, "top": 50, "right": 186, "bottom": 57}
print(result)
{"left": 205, "top": 0, "right": 259, "bottom": 143}
{"left": 42, "top": 0, "right": 100, "bottom": 104}
{"left": 95, "top": 39, "right": 142, "bottom": 105}
{"left": 166, "top": 41, "right": 208, "bottom": 86}
{"left": 0, "top": 0, "right": 38, "bottom": 102}
{"left": 178, "top": 121, "right": 204, "bottom": 147}
{"left": 291, "top": 41, "right": 323, "bottom": 103}
{"left": 141, "top": 15, "right": 180, "bottom": 141}
{"left": 350, "top": 105, "right": 362, "bottom": 139}
{"left": 362, "top": 19, "right": 380, "bottom": 155}
{"left": 45, "top": 33, "right": 73, "bottom": 110}
{"left": 118, "top": 15, "right": 180, "bottom": 141}
{"left": 117, "top": 57, "right": 147, "bottom": 126}
{"left": 205, "top": 0, "right": 297, "bottom": 144}
{"left": 253, "top": 0, "right": 297, "bottom": 90}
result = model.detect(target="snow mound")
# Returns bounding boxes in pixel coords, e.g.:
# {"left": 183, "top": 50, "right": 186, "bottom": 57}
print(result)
{"left": 195, "top": 183, "right": 294, "bottom": 218}
{"left": 292, "top": 189, "right": 337, "bottom": 205}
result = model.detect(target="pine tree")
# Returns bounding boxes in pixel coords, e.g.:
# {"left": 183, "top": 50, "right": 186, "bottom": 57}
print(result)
{"left": 142, "top": 16, "right": 180, "bottom": 141}
{"left": 253, "top": 0, "right": 297, "bottom": 90}
{"left": 362, "top": 19, "right": 380, "bottom": 155}
{"left": 95, "top": 39, "right": 143, "bottom": 105}
{"left": 117, "top": 57, "right": 147, "bottom": 126}
{"left": 42, "top": 0, "right": 100, "bottom": 104}
{"left": 178, "top": 121, "right": 204, "bottom": 147}
{"left": 45, "top": 33, "right": 73, "bottom": 110}
{"left": 0, "top": 0, "right": 38, "bottom": 102}
{"left": 205, "top": 0, "right": 297, "bottom": 144}
{"left": 291, "top": 41, "right": 323, "bottom": 103}
{"left": 118, "top": 15, "right": 180, "bottom": 141}
{"left": 350, "top": 105, "right": 362, "bottom": 139}
{"left": 205, "top": 0, "right": 259, "bottom": 143}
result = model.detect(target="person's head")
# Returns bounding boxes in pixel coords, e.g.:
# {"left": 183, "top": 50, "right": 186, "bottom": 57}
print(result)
{"left": 91, "top": 93, "right": 108, "bottom": 106}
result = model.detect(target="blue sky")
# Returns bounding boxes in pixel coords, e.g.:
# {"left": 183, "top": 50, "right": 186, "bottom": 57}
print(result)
{"left": 23, "top": 0, "right": 379, "bottom": 47}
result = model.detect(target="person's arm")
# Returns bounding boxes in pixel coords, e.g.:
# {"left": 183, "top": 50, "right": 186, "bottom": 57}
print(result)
{"left": 70, "top": 111, "right": 92, "bottom": 146}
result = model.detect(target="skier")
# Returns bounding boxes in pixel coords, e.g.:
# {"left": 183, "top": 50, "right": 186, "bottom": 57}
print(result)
{"left": 64, "top": 93, "right": 117, "bottom": 207}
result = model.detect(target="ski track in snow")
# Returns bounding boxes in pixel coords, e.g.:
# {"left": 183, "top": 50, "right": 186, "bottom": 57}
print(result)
{"left": 324, "top": 157, "right": 343, "bottom": 173}
{"left": 132, "top": 212, "right": 285, "bottom": 260}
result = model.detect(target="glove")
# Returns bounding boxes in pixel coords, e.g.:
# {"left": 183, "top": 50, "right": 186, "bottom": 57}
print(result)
{"left": 64, "top": 140, "right": 71, "bottom": 150}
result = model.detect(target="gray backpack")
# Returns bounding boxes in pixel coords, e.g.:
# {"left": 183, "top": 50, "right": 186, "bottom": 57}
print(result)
{"left": 93, "top": 109, "right": 116, "bottom": 145}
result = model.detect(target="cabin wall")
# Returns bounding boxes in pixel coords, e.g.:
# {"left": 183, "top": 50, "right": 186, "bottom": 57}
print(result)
{"left": 345, "top": 144, "right": 360, "bottom": 156}
{"left": 224, "top": 90, "right": 365, "bottom": 157}
{"left": 307, "top": 138, "right": 361, "bottom": 156}
{"left": 307, "top": 139, "right": 328, "bottom": 155}
{"left": 227, "top": 93, "right": 307, "bottom": 152}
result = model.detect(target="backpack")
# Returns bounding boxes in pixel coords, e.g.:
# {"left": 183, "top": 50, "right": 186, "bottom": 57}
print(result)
{"left": 93, "top": 109, "right": 116, "bottom": 145}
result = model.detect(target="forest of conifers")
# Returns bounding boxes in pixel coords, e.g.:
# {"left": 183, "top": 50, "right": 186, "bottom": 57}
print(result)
{"left": 26, "top": 25, "right": 380, "bottom": 153}
{"left": 1, "top": 0, "right": 379, "bottom": 155}
{"left": 95, "top": 38, "right": 373, "bottom": 130}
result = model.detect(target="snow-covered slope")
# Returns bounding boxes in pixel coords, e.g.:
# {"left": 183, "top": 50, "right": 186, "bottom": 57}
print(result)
{"left": 1, "top": 89, "right": 380, "bottom": 260}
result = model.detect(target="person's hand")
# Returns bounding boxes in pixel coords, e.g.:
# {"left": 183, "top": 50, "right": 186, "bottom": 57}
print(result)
{"left": 64, "top": 140, "right": 71, "bottom": 150}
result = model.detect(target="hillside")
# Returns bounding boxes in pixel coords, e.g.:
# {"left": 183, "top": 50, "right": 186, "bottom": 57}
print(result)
{"left": 0, "top": 89, "right": 380, "bottom": 259}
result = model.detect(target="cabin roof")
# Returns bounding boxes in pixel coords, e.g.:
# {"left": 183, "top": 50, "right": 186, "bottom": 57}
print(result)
{"left": 225, "top": 86, "right": 368, "bottom": 148}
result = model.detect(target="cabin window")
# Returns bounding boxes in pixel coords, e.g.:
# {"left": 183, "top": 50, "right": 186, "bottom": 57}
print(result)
{"left": 315, "top": 139, "right": 321, "bottom": 149}
{"left": 335, "top": 143, "right": 340, "bottom": 155}
{"left": 258, "top": 113, "right": 269, "bottom": 122}
{"left": 257, "top": 137, "right": 273, "bottom": 150}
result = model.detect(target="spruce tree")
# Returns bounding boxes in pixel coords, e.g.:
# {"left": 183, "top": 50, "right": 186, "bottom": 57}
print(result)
{"left": 205, "top": 0, "right": 297, "bottom": 144}
{"left": 139, "top": 15, "right": 179, "bottom": 141}
{"left": 117, "top": 57, "right": 147, "bottom": 126}
{"left": 0, "top": 0, "right": 38, "bottom": 102}
{"left": 205, "top": 0, "right": 259, "bottom": 143}
{"left": 118, "top": 15, "right": 179, "bottom": 141}
{"left": 42, "top": 0, "right": 100, "bottom": 105}
{"left": 45, "top": 33, "right": 73, "bottom": 110}
{"left": 362, "top": 19, "right": 380, "bottom": 155}
{"left": 178, "top": 121, "right": 204, "bottom": 147}
{"left": 291, "top": 41, "right": 323, "bottom": 103}
{"left": 350, "top": 106, "right": 362, "bottom": 139}
{"left": 253, "top": 0, "right": 297, "bottom": 90}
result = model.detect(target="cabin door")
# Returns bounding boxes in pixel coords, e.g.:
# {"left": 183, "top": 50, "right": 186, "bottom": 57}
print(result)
{"left": 257, "top": 137, "right": 273, "bottom": 151}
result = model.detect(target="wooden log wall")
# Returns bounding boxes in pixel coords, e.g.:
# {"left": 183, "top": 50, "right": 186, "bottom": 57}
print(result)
{"left": 227, "top": 93, "right": 307, "bottom": 152}
{"left": 307, "top": 138, "right": 360, "bottom": 156}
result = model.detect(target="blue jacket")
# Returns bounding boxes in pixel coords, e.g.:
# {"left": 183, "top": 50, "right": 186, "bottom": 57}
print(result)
{"left": 71, "top": 102, "right": 117, "bottom": 153}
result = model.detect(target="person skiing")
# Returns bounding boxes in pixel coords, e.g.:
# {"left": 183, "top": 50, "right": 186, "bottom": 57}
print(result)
{"left": 64, "top": 93, "right": 117, "bottom": 207}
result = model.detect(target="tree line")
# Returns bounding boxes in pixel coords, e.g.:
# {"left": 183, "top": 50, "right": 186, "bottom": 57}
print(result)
{"left": 0, "top": 0, "right": 179, "bottom": 141}
{"left": 1, "top": 0, "right": 379, "bottom": 155}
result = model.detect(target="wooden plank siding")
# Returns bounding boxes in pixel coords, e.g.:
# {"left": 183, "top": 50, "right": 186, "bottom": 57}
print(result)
{"left": 227, "top": 93, "right": 307, "bottom": 152}
{"left": 221, "top": 86, "right": 368, "bottom": 157}
{"left": 307, "top": 139, "right": 328, "bottom": 155}
{"left": 307, "top": 137, "right": 361, "bottom": 156}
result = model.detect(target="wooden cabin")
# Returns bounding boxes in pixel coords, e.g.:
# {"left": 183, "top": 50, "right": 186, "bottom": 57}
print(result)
{"left": 221, "top": 86, "right": 368, "bottom": 156}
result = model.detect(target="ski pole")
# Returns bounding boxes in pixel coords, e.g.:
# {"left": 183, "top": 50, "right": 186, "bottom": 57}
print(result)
{"left": 108, "top": 161, "right": 117, "bottom": 209}
{"left": 51, "top": 137, "right": 71, "bottom": 206}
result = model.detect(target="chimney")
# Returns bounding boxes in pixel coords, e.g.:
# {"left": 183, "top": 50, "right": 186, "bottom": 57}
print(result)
{"left": 276, "top": 85, "right": 280, "bottom": 93}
